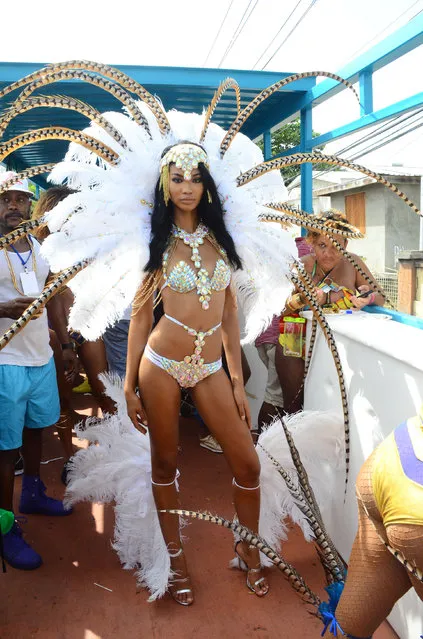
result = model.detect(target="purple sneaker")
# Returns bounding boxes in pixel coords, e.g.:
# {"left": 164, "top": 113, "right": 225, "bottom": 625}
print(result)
{"left": 2, "top": 520, "right": 42, "bottom": 570}
{"left": 19, "top": 475, "right": 72, "bottom": 516}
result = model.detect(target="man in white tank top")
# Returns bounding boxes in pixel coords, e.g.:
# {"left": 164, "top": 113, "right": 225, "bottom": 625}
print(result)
{"left": 0, "top": 172, "right": 76, "bottom": 571}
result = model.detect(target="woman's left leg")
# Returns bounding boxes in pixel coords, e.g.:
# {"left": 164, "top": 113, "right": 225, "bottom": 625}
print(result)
{"left": 191, "top": 369, "right": 268, "bottom": 596}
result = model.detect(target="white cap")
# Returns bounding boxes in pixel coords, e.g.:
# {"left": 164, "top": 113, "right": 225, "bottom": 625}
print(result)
{"left": 0, "top": 171, "right": 35, "bottom": 199}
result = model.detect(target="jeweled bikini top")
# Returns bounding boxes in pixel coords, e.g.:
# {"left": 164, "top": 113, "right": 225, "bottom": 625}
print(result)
{"left": 162, "top": 223, "right": 231, "bottom": 310}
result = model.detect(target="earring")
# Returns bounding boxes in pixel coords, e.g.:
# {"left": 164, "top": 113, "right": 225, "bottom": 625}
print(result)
{"left": 159, "top": 165, "right": 170, "bottom": 206}
{"left": 207, "top": 190, "right": 212, "bottom": 204}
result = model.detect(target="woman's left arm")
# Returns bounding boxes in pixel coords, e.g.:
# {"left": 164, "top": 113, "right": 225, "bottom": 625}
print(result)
{"left": 221, "top": 284, "right": 252, "bottom": 429}
{"left": 350, "top": 254, "right": 385, "bottom": 309}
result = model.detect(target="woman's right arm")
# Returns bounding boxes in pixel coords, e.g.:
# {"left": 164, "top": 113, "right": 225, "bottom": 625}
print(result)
{"left": 124, "top": 291, "right": 154, "bottom": 432}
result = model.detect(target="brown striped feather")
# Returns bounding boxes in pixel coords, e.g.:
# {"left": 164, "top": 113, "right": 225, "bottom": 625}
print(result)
{"left": 0, "top": 127, "right": 119, "bottom": 165}
{"left": 237, "top": 153, "right": 421, "bottom": 216}
{"left": 220, "top": 72, "right": 359, "bottom": 156}
{"left": 199, "top": 77, "right": 241, "bottom": 143}
{"left": 0, "top": 262, "right": 86, "bottom": 350}
{"left": 0, "top": 70, "right": 151, "bottom": 139}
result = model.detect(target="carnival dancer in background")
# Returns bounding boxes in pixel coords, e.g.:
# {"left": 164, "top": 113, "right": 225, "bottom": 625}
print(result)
{"left": 0, "top": 172, "right": 74, "bottom": 571}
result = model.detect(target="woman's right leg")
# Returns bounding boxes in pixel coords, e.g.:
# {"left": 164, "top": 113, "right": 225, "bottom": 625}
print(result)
{"left": 138, "top": 358, "right": 193, "bottom": 605}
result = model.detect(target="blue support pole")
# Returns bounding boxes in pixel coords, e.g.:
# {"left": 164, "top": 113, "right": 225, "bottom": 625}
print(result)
{"left": 300, "top": 105, "right": 313, "bottom": 236}
{"left": 263, "top": 130, "right": 272, "bottom": 160}
{"left": 359, "top": 68, "right": 373, "bottom": 116}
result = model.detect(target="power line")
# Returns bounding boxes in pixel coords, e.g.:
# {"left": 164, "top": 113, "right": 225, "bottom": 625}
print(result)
{"left": 252, "top": 0, "right": 303, "bottom": 70}
{"left": 310, "top": 112, "right": 423, "bottom": 181}
{"left": 348, "top": 0, "right": 423, "bottom": 60}
{"left": 261, "top": 0, "right": 319, "bottom": 69}
{"left": 350, "top": 115, "right": 423, "bottom": 160}
{"left": 218, "top": 0, "right": 259, "bottom": 68}
{"left": 332, "top": 109, "right": 423, "bottom": 158}
{"left": 203, "top": 1, "right": 235, "bottom": 67}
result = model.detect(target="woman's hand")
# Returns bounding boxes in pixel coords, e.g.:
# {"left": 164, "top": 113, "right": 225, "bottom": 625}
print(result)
{"left": 125, "top": 389, "right": 148, "bottom": 434}
{"left": 350, "top": 285, "right": 374, "bottom": 310}
{"left": 314, "top": 287, "right": 327, "bottom": 306}
{"left": 232, "top": 379, "right": 252, "bottom": 430}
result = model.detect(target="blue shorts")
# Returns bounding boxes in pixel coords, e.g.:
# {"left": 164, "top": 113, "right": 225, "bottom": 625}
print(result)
{"left": 0, "top": 358, "right": 60, "bottom": 451}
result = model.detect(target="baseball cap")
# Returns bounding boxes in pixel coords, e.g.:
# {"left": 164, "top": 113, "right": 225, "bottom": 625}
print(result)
{"left": 0, "top": 170, "right": 35, "bottom": 199}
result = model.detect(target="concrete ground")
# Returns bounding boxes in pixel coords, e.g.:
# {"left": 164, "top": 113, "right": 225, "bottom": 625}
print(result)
{"left": 1, "top": 395, "right": 398, "bottom": 639}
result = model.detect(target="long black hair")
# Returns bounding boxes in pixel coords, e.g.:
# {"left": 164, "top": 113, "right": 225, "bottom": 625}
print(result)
{"left": 144, "top": 142, "right": 243, "bottom": 272}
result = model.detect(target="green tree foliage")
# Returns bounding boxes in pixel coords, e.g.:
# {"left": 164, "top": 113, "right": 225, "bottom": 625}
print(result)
{"left": 258, "top": 117, "right": 334, "bottom": 184}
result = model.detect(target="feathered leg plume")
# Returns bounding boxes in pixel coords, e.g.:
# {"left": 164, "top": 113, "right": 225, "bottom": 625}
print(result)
{"left": 279, "top": 417, "right": 345, "bottom": 580}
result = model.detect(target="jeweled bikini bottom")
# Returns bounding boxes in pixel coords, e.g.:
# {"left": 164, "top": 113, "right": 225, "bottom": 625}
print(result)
{"left": 143, "top": 314, "right": 222, "bottom": 388}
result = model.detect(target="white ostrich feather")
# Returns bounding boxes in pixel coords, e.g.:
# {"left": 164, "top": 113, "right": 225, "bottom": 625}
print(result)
{"left": 65, "top": 374, "right": 172, "bottom": 600}
{"left": 256, "top": 411, "right": 345, "bottom": 564}
{"left": 41, "top": 105, "right": 295, "bottom": 340}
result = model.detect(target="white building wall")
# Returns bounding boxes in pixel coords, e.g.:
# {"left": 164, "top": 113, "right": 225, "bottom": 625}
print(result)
{"left": 330, "top": 186, "right": 386, "bottom": 272}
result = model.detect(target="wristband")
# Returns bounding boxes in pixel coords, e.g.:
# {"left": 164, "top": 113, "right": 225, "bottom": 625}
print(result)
{"left": 61, "top": 342, "right": 75, "bottom": 351}
{"left": 368, "top": 293, "right": 375, "bottom": 305}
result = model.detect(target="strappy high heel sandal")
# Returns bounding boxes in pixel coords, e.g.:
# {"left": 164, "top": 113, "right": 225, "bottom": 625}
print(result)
{"left": 233, "top": 540, "right": 269, "bottom": 597}
{"left": 168, "top": 547, "right": 194, "bottom": 606}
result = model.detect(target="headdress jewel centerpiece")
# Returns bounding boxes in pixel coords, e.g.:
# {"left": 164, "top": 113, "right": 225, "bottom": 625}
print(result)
{"left": 159, "top": 143, "right": 209, "bottom": 205}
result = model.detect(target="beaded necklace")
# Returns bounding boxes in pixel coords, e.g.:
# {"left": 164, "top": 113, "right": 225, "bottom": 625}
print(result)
{"left": 171, "top": 223, "right": 208, "bottom": 269}
{"left": 3, "top": 238, "right": 37, "bottom": 295}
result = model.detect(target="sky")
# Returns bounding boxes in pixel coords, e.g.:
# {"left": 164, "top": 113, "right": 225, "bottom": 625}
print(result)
{"left": 2, "top": 0, "right": 423, "bottom": 168}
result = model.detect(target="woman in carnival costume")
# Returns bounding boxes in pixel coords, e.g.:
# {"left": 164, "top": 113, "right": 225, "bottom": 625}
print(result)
{"left": 124, "top": 140, "right": 274, "bottom": 604}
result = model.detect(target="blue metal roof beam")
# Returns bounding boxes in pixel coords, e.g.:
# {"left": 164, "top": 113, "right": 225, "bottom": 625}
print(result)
{"left": 271, "top": 13, "right": 423, "bottom": 124}
{"left": 0, "top": 62, "right": 314, "bottom": 93}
